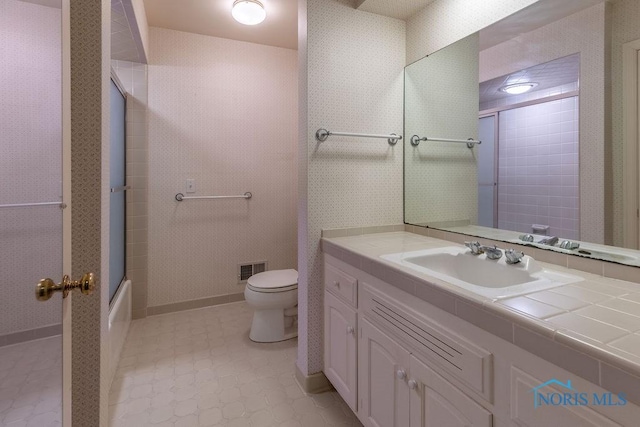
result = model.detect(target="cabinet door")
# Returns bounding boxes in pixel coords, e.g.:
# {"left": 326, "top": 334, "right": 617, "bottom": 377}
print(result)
{"left": 510, "top": 366, "right": 621, "bottom": 427}
{"left": 359, "top": 319, "right": 411, "bottom": 427}
{"left": 324, "top": 291, "right": 358, "bottom": 411}
{"left": 409, "top": 355, "right": 492, "bottom": 427}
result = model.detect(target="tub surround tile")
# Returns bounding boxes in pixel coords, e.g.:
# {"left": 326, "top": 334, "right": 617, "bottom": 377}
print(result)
{"left": 322, "top": 230, "right": 640, "bottom": 404}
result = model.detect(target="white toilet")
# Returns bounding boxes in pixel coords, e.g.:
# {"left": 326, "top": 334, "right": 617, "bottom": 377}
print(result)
{"left": 244, "top": 269, "right": 298, "bottom": 343}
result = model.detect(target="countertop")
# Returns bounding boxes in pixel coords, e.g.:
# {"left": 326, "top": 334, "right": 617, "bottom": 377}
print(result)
{"left": 322, "top": 231, "right": 640, "bottom": 402}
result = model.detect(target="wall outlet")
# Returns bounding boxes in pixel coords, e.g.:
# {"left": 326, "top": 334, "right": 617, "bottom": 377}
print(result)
{"left": 186, "top": 179, "right": 196, "bottom": 193}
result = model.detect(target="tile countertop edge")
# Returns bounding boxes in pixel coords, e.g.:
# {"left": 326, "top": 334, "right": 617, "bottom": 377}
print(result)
{"left": 321, "top": 233, "right": 640, "bottom": 405}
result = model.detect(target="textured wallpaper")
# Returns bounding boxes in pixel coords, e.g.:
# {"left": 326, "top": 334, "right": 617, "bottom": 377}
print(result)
{"left": 480, "top": 4, "right": 607, "bottom": 244}
{"left": 406, "top": 0, "right": 539, "bottom": 65}
{"left": 0, "top": 0, "right": 62, "bottom": 337}
{"left": 147, "top": 28, "right": 298, "bottom": 308}
{"left": 298, "top": 0, "right": 405, "bottom": 376}
{"left": 404, "top": 34, "right": 479, "bottom": 226}
{"left": 611, "top": 0, "right": 640, "bottom": 246}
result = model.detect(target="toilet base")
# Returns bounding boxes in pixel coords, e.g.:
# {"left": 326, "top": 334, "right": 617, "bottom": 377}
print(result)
{"left": 249, "top": 308, "right": 298, "bottom": 343}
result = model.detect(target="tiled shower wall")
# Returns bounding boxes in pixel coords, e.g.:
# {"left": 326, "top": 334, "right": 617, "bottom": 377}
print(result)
{"left": 0, "top": 0, "right": 62, "bottom": 342}
{"left": 147, "top": 27, "right": 298, "bottom": 310}
{"left": 111, "top": 59, "right": 149, "bottom": 319}
{"left": 498, "top": 97, "right": 580, "bottom": 239}
{"left": 480, "top": 3, "right": 607, "bottom": 243}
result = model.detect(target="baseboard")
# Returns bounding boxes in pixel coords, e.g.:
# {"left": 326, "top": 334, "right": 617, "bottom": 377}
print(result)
{"left": 0, "top": 324, "right": 62, "bottom": 348}
{"left": 295, "top": 364, "right": 334, "bottom": 394}
{"left": 147, "top": 292, "right": 245, "bottom": 316}
{"left": 132, "top": 308, "right": 147, "bottom": 319}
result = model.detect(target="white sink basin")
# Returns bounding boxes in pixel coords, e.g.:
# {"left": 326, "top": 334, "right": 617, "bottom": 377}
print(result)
{"left": 381, "top": 247, "right": 583, "bottom": 299}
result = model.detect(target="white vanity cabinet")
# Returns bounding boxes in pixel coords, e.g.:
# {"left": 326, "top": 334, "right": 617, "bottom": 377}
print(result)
{"left": 324, "top": 261, "right": 359, "bottom": 412}
{"left": 324, "top": 255, "right": 492, "bottom": 427}
{"left": 359, "top": 318, "right": 411, "bottom": 427}
{"left": 324, "top": 290, "right": 358, "bottom": 412}
{"left": 322, "top": 254, "right": 636, "bottom": 427}
{"left": 408, "top": 354, "right": 492, "bottom": 427}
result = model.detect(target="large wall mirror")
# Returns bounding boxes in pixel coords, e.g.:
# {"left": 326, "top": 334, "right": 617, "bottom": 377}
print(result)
{"left": 404, "top": 0, "right": 640, "bottom": 267}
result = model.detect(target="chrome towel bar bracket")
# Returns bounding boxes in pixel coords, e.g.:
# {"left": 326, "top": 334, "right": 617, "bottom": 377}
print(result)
{"left": 175, "top": 192, "right": 252, "bottom": 201}
{"left": 315, "top": 128, "right": 402, "bottom": 145}
{"left": 410, "top": 135, "right": 481, "bottom": 148}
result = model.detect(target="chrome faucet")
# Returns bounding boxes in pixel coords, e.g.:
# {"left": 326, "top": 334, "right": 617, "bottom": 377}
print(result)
{"left": 505, "top": 249, "right": 525, "bottom": 265}
{"left": 538, "top": 236, "right": 559, "bottom": 246}
{"left": 465, "top": 241, "right": 483, "bottom": 255}
{"left": 480, "top": 245, "right": 503, "bottom": 260}
{"left": 519, "top": 234, "right": 534, "bottom": 242}
{"left": 559, "top": 240, "right": 580, "bottom": 250}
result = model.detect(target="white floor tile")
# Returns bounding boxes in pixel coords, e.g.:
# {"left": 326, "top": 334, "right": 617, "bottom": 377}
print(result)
{"left": 109, "top": 301, "right": 362, "bottom": 426}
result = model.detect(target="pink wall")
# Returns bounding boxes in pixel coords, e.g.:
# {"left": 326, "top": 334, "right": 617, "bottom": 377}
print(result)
{"left": 0, "top": 0, "right": 62, "bottom": 338}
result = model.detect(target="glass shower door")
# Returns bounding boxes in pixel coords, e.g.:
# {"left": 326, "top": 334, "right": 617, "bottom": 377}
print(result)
{"left": 0, "top": 0, "right": 64, "bottom": 425}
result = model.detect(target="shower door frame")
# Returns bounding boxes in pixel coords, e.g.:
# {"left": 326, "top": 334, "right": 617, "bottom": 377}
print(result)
{"left": 622, "top": 38, "right": 640, "bottom": 249}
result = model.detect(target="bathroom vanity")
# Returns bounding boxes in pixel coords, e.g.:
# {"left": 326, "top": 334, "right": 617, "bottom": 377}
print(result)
{"left": 322, "top": 231, "right": 640, "bottom": 427}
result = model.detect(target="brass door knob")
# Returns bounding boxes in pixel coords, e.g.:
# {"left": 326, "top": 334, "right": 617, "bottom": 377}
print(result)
{"left": 36, "top": 273, "right": 96, "bottom": 301}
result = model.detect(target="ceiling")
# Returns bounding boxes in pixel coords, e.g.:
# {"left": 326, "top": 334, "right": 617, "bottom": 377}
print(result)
{"left": 355, "top": 0, "right": 438, "bottom": 21}
{"left": 479, "top": 53, "right": 580, "bottom": 105}
{"left": 143, "top": 0, "right": 298, "bottom": 50}
{"left": 479, "top": 0, "right": 604, "bottom": 50}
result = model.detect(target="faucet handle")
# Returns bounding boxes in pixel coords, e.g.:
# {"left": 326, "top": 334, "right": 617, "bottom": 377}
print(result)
{"left": 480, "top": 245, "right": 503, "bottom": 260}
{"left": 464, "top": 241, "right": 483, "bottom": 255}
{"left": 519, "top": 234, "right": 534, "bottom": 242}
{"left": 559, "top": 240, "right": 580, "bottom": 250}
{"left": 505, "top": 249, "right": 525, "bottom": 265}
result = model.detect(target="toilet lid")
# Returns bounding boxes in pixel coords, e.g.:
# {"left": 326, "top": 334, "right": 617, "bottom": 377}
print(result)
{"left": 247, "top": 269, "right": 298, "bottom": 290}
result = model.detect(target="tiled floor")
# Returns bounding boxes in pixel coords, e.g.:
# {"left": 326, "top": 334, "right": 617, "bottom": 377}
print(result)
{"left": 109, "top": 302, "right": 362, "bottom": 427}
{"left": 0, "top": 336, "right": 62, "bottom": 427}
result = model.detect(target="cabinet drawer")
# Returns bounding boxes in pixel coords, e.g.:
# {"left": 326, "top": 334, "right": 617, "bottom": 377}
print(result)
{"left": 325, "top": 263, "right": 358, "bottom": 307}
{"left": 361, "top": 283, "right": 493, "bottom": 403}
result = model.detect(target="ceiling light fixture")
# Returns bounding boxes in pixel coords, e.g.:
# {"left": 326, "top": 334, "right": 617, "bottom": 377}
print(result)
{"left": 499, "top": 82, "right": 538, "bottom": 95}
{"left": 232, "top": 0, "right": 266, "bottom": 26}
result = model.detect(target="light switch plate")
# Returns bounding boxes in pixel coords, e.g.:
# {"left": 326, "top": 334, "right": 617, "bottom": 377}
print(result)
{"left": 186, "top": 179, "right": 196, "bottom": 193}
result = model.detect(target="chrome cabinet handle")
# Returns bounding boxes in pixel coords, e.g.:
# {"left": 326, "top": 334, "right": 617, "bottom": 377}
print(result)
{"left": 333, "top": 280, "right": 340, "bottom": 288}
{"left": 408, "top": 379, "right": 418, "bottom": 390}
{"left": 347, "top": 326, "right": 354, "bottom": 335}
{"left": 396, "top": 369, "right": 407, "bottom": 380}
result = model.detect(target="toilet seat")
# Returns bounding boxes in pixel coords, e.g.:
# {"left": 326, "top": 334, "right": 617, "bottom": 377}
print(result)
{"left": 247, "top": 269, "right": 298, "bottom": 293}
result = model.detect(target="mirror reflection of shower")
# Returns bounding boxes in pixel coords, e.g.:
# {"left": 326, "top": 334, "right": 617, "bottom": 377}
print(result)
{"left": 478, "top": 54, "right": 580, "bottom": 240}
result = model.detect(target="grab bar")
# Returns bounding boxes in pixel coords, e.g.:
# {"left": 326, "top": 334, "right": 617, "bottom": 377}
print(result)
{"left": 0, "top": 201, "right": 66, "bottom": 209}
{"left": 175, "top": 192, "right": 252, "bottom": 201}
{"left": 315, "top": 128, "right": 402, "bottom": 145}
{"left": 410, "top": 135, "right": 481, "bottom": 148}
